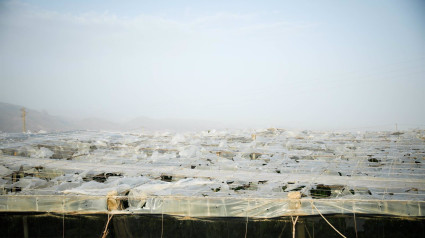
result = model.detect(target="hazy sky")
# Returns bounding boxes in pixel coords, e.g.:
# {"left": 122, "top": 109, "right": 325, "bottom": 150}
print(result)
{"left": 0, "top": 0, "right": 424, "bottom": 130}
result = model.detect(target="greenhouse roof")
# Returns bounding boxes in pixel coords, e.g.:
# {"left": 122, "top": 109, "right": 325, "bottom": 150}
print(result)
{"left": 0, "top": 129, "right": 424, "bottom": 217}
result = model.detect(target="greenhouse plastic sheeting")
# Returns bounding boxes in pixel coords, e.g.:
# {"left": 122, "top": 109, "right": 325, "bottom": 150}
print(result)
{"left": 0, "top": 129, "right": 424, "bottom": 217}
{"left": 0, "top": 195, "right": 423, "bottom": 217}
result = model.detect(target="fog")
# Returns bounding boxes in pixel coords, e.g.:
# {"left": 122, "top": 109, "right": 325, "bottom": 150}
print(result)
{"left": 1, "top": 0, "right": 424, "bottom": 130}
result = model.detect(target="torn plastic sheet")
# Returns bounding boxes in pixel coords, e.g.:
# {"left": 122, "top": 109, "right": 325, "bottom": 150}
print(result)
{"left": 0, "top": 129, "right": 424, "bottom": 217}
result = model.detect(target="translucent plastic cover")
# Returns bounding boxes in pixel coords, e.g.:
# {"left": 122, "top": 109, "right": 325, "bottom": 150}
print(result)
{"left": 0, "top": 129, "right": 424, "bottom": 217}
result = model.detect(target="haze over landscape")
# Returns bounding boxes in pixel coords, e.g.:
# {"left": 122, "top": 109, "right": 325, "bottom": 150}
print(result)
{"left": 1, "top": 3, "right": 425, "bottom": 236}
{"left": 0, "top": 0, "right": 424, "bottom": 131}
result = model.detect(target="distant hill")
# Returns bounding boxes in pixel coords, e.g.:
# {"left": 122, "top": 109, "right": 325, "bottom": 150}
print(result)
{"left": 0, "top": 102, "right": 75, "bottom": 132}
{"left": 0, "top": 102, "right": 230, "bottom": 132}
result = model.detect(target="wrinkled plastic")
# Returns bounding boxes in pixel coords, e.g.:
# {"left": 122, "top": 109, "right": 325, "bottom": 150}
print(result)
{"left": 0, "top": 129, "right": 424, "bottom": 217}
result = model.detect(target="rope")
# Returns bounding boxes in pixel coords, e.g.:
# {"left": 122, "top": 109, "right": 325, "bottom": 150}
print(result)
{"left": 244, "top": 214, "right": 248, "bottom": 238}
{"left": 291, "top": 216, "right": 299, "bottom": 238}
{"left": 305, "top": 223, "right": 312, "bottom": 238}
{"left": 311, "top": 202, "right": 346, "bottom": 238}
{"left": 101, "top": 214, "right": 113, "bottom": 238}
{"left": 244, "top": 200, "right": 249, "bottom": 238}
{"left": 353, "top": 212, "right": 358, "bottom": 238}
{"left": 278, "top": 221, "right": 287, "bottom": 238}
{"left": 161, "top": 202, "right": 164, "bottom": 238}
{"left": 62, "top": 212, "right": 64, "bottom": 238}
{"left": 62, "top": 196, "right": 65, "bottom": 238}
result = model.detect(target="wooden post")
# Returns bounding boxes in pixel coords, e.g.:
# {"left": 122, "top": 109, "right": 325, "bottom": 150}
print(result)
{"left": 21, "top": 108, "right": 26, "bottom": 133}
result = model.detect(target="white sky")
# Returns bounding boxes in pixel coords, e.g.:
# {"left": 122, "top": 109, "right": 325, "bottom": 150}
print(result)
{"left": 0, "top": 0, "right": 424, "bottom": 130}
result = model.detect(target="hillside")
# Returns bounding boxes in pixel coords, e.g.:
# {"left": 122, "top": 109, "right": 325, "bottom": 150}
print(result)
{"left": 0, "top": 102, "right": 75, "bottom": 132}
{"left": 0, "top": 102, "right": 228, "bottom": 132}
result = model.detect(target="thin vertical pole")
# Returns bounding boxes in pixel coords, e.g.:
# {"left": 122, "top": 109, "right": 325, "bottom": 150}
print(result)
{"left": 21, "top": 108, "right": 26, "bottom": 133}
{"left": 23, "top": 216, "right": 28, "bottom": 238}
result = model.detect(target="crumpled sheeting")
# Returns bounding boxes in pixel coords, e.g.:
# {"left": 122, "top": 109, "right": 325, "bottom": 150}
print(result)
{"left": 0, "top": 129, "right": 424, "bottom": 217}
